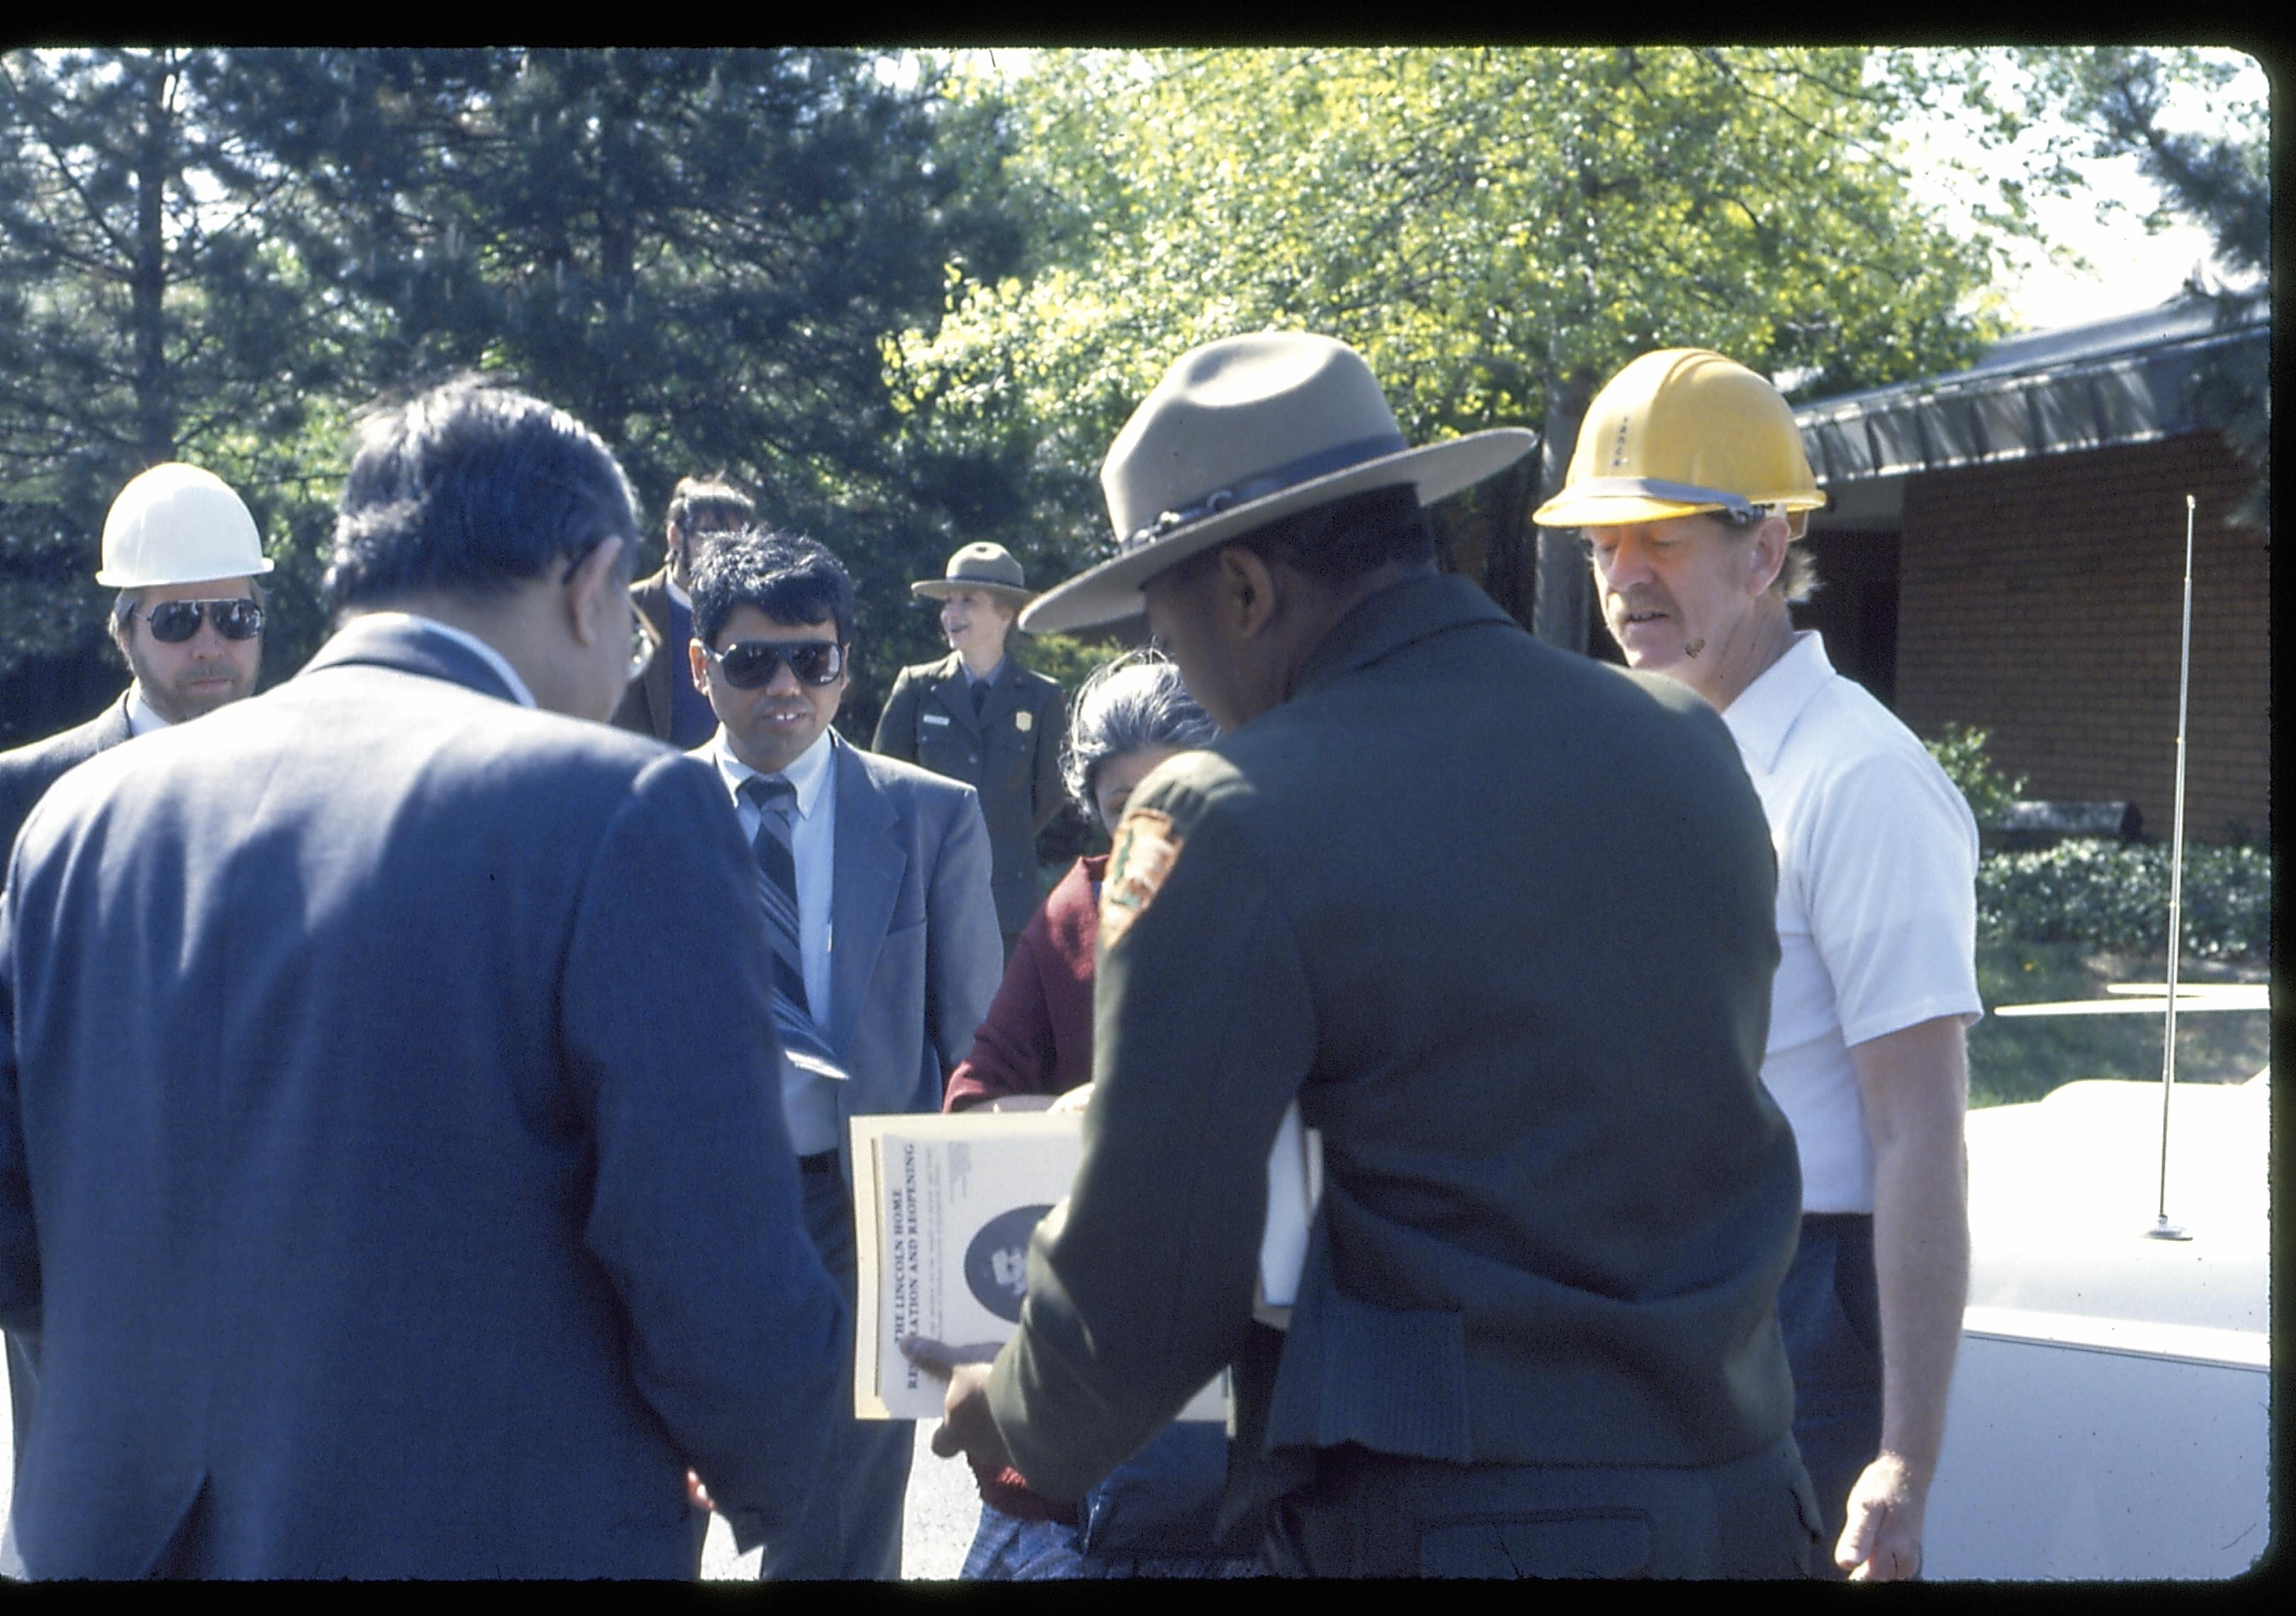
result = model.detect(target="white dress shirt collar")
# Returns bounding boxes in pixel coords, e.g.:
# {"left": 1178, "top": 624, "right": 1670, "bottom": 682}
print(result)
{"left": 123, "top": 687, "right": 171, "bottom": 737}
{"left": 665, "top": 574, "right": 692, "bottom": 611}
{"left": 709, "top": 724, "right": 836, "bottom": 819}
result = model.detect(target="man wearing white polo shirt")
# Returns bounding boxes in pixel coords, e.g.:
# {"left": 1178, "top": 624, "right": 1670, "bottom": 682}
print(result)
{"left": 1536, "top": 348, "right": 1982, "bottom": 1583}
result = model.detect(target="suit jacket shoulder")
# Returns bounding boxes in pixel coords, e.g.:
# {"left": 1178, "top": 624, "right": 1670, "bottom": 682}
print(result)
{"left": 629, "top": 568, "right": 673, "bottom": 636}
{"left": 0, "top": 693, "right": 134, "bottom": 860}
{"left": 848, "top": 737, "right": 983, "bottom": 813}
{"left": 612, "top": 569, "right": 677, "bottom": 740}
{"left": 913, "top": 653, "right": 970, "bottom": 700}
{"left": 1008, "top": 661, "right": 1062, "bottom": 697}
{"left": 870, "top": 658, "right": 943, "bottom": 760}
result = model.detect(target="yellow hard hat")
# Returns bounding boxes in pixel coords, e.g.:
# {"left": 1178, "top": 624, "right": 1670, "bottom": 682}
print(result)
{"left": 1531, "top": 349, "right": 1823, "bottom": 531}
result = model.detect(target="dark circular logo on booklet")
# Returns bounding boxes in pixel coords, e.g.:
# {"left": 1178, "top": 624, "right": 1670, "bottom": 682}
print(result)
{"left": 964, "top": 1203, "right": 1055, "bottom": 1323}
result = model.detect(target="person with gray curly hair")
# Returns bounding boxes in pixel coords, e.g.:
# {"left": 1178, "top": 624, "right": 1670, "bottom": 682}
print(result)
{"left": 1059, "top": 651, "right": 1222, "bottom": 826}
{"left": 935, "top": 651, "right": 1250, "bottom": 1579}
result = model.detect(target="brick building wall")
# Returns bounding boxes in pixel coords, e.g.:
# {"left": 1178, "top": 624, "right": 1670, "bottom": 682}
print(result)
{"left": 1891, "top": 432, "right": 2268, "bottom": 844}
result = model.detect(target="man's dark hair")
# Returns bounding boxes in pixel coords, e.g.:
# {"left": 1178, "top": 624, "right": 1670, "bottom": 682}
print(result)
{"left": 1170, "top": 483, "right": 1433, "bottom": 590}
{"left": 666, "top": 475, "right": 755, "bottom": 539}
{"left": 691, "top": 528, "right": 857, "bottom": 652}
{"left": 323, "top": 378, "right": 639, "bottom": 610}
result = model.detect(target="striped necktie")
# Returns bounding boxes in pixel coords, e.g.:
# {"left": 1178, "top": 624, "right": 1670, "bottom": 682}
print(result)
{"left": 738, "top": 774, "right": 841, "bottom": 1075}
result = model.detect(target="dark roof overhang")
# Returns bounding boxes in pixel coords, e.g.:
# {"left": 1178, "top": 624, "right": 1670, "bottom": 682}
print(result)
{"left": 1792, "top": 295, "right": 2268, "bottom": 488}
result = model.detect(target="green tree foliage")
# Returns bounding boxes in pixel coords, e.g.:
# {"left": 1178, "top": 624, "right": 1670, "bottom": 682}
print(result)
{"left": 0, "top": 47, "right": 351, "bottom": 736}
{"left": 887, "top": 47, "right": 2027, "bottom": 628}
{"left": 220, "top": 47, "right": 1027, "bottom": 710}
{"left": 2022, "top": 47, "right": 2267, "bottom": 524}
{"left": 1923, "top": 722, "right": 2027, "bottom": 826}
{"left": 0, "top": 47, "right": 1026, "bottom": 743}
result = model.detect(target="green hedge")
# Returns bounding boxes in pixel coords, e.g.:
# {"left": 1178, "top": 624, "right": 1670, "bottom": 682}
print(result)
{"left": 1925, "top": 722, "right": 2025, "bottom": 826}
{"left": 1977, "top": 838, "right": 2271, "bottom": 961}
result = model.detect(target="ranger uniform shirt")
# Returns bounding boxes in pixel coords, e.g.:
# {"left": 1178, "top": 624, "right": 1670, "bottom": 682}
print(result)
{"left": 985, "top": 571, "right": 1803, "bottom": 1508}
{"left": 872, "top": 652, "right": 1067, "bottom": 936}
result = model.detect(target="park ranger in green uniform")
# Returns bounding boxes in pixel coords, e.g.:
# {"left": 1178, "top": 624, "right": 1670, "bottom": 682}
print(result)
{"left": 908, "top": 332, "right": 1818, "bottom": 1577}
{"left": 873, "top": 544, "right": 1068, "bottom": 959}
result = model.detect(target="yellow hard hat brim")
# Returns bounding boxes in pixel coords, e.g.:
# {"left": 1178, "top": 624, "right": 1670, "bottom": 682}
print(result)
{"left": 1531, "top": 489, "right": 1725, "bottom": 528}
{"left": 1533, "top": 481, "right": 1824, "bottom": 531}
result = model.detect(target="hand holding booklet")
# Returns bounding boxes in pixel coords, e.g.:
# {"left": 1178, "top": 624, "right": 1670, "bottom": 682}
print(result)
{"left": 849, "top": 1101, "right": 1324, "bottom": 1420}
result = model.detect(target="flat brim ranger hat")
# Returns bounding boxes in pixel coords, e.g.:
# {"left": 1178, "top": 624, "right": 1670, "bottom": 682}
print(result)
{"left": 1021, "top": 332, "right": 1535, "bottom": 634}
{"left": 911, "top": 543, "right": 1037, "bottom": 613}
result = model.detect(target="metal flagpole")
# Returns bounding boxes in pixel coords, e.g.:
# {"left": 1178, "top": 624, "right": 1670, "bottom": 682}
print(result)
{"left": 2147, "top": 494, "right": 2197, "bottom": 1242}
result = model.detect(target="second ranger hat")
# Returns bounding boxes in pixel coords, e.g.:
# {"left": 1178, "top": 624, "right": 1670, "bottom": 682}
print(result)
{"left": 911, "top": 542, "right": 1037, "bottom": 611}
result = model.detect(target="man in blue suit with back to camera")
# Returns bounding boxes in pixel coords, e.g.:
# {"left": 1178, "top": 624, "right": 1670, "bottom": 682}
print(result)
{"left": 684, "top": 528, "right": 1003, "bottom": 1580}
{"left": 0, "top": 378, "right": 847, "bottom": 1578}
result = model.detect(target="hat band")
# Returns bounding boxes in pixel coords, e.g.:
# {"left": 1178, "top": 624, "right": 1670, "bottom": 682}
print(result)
{"left": 1118, "top": 431, "right": 1409, "bottom": 555}
{"left": 1567, "top": 476, "right": 1757, "bottom": 519}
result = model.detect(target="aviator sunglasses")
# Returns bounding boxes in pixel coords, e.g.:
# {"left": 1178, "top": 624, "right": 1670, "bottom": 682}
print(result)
{"left": 702, "top": 639, "right": 847, "bottom": 689}
{"left": 130, "top": 598, "right": 264, "bottom": 643}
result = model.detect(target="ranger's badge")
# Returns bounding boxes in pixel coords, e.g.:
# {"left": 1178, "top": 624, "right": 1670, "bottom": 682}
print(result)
{"left": 1100, "top": 809, "right": 1183, "bottom": 950}
{"left": 1014, "top": 710, "right": 1033, "bottom": 732}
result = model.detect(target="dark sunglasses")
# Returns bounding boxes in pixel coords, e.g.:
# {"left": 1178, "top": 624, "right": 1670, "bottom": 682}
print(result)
{"left": 132, "top": 598, "right": 264, "bottom": 643}
{"left": 702, "top": 639, "right": 847, "bottom": 689}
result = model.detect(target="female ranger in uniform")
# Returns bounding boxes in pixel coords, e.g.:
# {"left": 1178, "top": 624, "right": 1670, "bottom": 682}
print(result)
{"left": 874, "top": 544, "right": 1068, "bottom": 958}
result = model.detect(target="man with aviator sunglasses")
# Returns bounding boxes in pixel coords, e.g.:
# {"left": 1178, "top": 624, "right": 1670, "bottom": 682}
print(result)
{"left": 1, "top": 462, "right": 270, "bottom": 856}
{"left": 685, "top": 528, "right": 1002, "bottom": 1581}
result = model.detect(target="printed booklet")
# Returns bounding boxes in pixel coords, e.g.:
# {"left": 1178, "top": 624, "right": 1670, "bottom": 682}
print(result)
{"left": 849, "top": 1104, "right": 1322, "bottom": 1420}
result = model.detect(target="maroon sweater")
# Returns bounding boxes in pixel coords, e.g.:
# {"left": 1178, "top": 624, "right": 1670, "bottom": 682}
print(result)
{"left": 942, "top": 855, "right": 1102, "bottom": 1113}
{"left": 941, "top": 854, "right": 1103, "bottom": 1519}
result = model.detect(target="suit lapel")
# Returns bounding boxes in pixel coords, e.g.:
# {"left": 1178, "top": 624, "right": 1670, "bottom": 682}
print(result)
{"left": 632, "top": 573, "right": 676, "bottom": 736}
{"left": 827, "top": 736, "right": 904, "bottom": 1058}
{"left": 977, "top": 661, "right": 1024, "bottom": 735}
{"left": 935, "top": 656, "right": 984, "bottom": 740}
{"left": 91, "top": 692, "right": 135, "bottom": 750}
{"left": 631, "top": 571, "right": 674, "bottom": 642}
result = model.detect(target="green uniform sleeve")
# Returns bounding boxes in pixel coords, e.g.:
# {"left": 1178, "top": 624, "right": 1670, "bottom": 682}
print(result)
{"left": 985, "top": 769, "right": 1315, "bottom": 1500}
{"left": 1030, "top": 680, "right": 1067, "bottom": 836}
{"left": 871, "top": 668, "right": 918, "bottom": 761}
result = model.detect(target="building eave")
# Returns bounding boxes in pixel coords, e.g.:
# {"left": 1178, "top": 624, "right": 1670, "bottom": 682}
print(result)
{"left": 1791, "top": 295, "right": 2269, "bottom": 489}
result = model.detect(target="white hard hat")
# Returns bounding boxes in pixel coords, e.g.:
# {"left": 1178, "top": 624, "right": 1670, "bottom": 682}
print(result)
{"left": 96, "top": 463, "right": 273, "bottom": 588}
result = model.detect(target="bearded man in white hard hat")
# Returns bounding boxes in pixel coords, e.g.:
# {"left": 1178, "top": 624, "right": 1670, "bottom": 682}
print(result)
{"left": 1, "top": 463, "right": 270, "bottom": 851}
{"left": 1534, "top": 349, "right": 1981, "bottom": 1583}
{"left": 0, "top": 460, "right": 270, "bottom": 1490}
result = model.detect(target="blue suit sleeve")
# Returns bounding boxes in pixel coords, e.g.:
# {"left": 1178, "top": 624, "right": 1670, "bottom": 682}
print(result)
{"left": 558, "top": 751, "right": 847, "bottom": 1552}
{"left": 0, "top": 879, "right": 36, "bottom": 1337}
{"left": 924, "top": 785, "right": 1003, "bottom": 1083}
